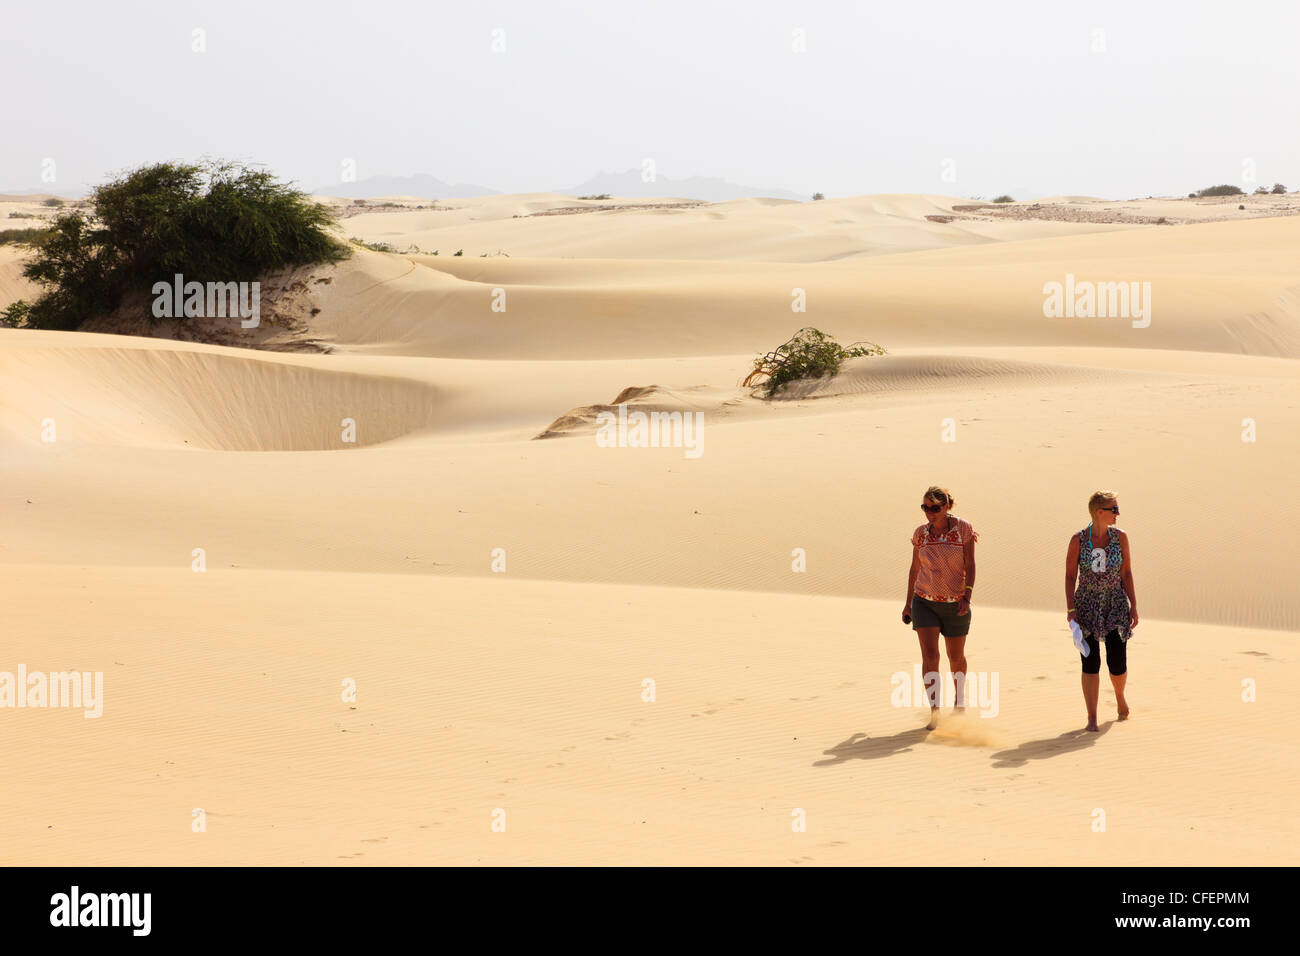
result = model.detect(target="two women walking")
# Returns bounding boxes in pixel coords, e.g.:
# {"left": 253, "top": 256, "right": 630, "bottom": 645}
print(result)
{"left": 903, "top": 485, "right": 1138, "bottom": 731}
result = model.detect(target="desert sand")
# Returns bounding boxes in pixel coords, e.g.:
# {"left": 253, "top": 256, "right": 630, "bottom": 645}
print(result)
{"left": 1, "top": 191, "right": 1297, "bottom": 865}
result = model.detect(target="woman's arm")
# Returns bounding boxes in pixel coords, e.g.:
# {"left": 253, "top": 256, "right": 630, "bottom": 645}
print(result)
{"left": 905, "top": 544, "right": 919, "bottom": 604}
{"left": 1119, "top": 531, "right": 1138, "bottom": 628}
{"left": 1065, "top": 535, "right": 1080, "bottom": 621}
{"left": 903, "top": 543, "right": 920, "bottom": 622}
{"left": 957, "top": 534, "right": 976, "bottom": 614}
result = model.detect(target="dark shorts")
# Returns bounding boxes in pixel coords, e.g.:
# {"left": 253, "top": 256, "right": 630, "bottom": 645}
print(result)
{"left": 911, "top": 594, "right": 970, "bottom": 638}
{"left": 1081, "top": 629, "right": 1127, "bottom": 676}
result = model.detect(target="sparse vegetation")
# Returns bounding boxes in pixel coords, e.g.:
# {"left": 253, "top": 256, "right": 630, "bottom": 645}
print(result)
{"left": 1272, "top": 183, "right": 1287, "bottom": 194}
{"left": 1, "top": 299, "right": 30, "bottom": 328}
{"left": 992, "top": 195, "right": 1014, "bottom": 203}
{"left": 1254, "top": 186, "right": 1268, "bottom": 195}
{"left": 0, "top": 227, "right": 49, "bottom": 245}
{"left": 812, "top": 192, "right": 825, "bottom": 201}
{"left": 1195, "top": 184, "right": 1245, "bottom": 197}
{"left": 42, "top": 197, "right": 64, "bottom": 207}
{"left": 578, "top": 194, "right": 611, "bottom": 200}
{"left": 17, "top": 159, "right": 349, "bottom": 331}
{"left": 743, "top": 327, "right": 885, "bottom": 398}
{"left": 453, "top": 249, "right": 463, "bottom": 256}
{"left": 349, "top": 237, "right": 397, "bottom": 253}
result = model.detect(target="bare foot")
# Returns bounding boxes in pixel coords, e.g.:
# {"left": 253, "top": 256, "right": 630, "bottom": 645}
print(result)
{"left": 926, "top": 709, "right": 939, "bottom": 731}
{"left": 1085, "top": 719, "right": 1100, "bottom": 732}
{"left": 1117, "top": 707, "right": 1130, "bottom": 721}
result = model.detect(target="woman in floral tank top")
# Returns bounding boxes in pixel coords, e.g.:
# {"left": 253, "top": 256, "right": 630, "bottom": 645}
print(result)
{"left": 903, "top": 485, "right": 978, "bottom": 730}
{"left": 1065, "top": 490, "right": 1139, "bottom": 731}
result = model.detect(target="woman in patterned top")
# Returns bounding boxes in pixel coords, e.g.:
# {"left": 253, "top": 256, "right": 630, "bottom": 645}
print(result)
{"left": 903, "top": 485, "right": 978, "bottom": 730}
{"left": 1066, "top": 490, "right": 1138, "bottom": 731}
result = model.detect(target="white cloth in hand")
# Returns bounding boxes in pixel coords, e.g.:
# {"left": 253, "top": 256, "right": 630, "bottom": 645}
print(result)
{"left": 1070, "top": 620, "right": 1089, "bottom": 657}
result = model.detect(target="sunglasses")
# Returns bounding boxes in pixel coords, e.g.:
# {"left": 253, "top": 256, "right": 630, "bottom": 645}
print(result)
{"left": 921, "top": 503, "right": 945, "bottom": 513}
{"left": 1099, "top": 506, "right": 1120, "bottom": 514}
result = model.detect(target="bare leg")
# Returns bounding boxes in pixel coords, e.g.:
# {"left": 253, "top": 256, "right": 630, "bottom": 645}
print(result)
{"left": 1082, "top": 673, "right": 1100, "bottom": 731}
{"left": 1111, "top": 671, "right": 1129, "bottom": 719}
{"left": 917, "top": 628, "right": 941, "bottom": 729}
{"left": 944, "top": 636, "right": 968, "bottom": 712}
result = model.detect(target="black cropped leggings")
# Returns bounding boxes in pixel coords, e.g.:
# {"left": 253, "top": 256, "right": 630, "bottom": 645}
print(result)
{"left": 1081, "top": 629, "right": 1127, "bottom": 676}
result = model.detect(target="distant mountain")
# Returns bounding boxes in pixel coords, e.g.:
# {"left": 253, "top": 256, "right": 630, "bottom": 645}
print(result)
{"left": 311, "top": 173, "right": 499, "bottom": 199}
{"left": 0, "top": 188, "right": 87, "bottom": 201}
{"left": 307, "top": 169, "right": 807, "bottom": 201}
{"left": 563, "top": 170, "right": 806, "bottom": 202}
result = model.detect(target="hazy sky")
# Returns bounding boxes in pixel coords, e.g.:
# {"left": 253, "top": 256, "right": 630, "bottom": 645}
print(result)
{"left": 6, "top": 0, "right": 1298, "bottom": 199}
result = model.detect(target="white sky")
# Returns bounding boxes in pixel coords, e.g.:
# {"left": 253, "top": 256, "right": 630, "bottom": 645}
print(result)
{"left": 5, "top": 0, "right": 1298, "bottom": 199}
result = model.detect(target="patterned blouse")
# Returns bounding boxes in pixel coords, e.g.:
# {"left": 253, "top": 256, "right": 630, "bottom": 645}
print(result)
{"left": 911, "top": 516, "right": 977, "bottom": 602}
{"left": 1074, "top": 524, "right": 1132, "bottom": 642}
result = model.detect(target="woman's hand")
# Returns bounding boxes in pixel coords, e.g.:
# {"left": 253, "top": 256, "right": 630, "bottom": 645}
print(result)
{"left": 1066, "top": 610, "right": 1078, "bottom": 624}
{"left": 957, "top": 596, "right": 971, "bottom": 616}
{"left": 901, "top": 604, "right": 912, "bottom": 624}
{"left": 1129, "top": 606, "right": 1139, "bottom": 629}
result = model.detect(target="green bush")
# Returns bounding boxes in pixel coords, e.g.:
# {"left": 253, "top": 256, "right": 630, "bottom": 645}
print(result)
{"left": 1, "top": 300, "right": 30, "bottom": 328}
{"left": 812, "top": 192, "right": 825, "bottom": 201}
{"left": 1272, "top": 183, "right": 1287, "bottom": 194}
{"left": 578, "top": 194, "right": 611, "bottom": 200}
{"left": 18, "top": 159, "right": 349, "bottom": 331}
{"left": 743, "top": 327, "right": 885, "bottom": 398}
{"left": 42, "top": 197, "right": 64, "bottom": 207}
{"left": 992, "top": 195, "right": 1014, "bottom": 203}
{"left": 1195, "top": 184, "right": 1245, "bottom": 197}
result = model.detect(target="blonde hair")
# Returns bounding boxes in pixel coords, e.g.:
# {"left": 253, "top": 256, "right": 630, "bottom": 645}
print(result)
{"left": 924, "top": 485, "right": 955, "bottom": 509}
{"left": 1087, "top": 490, "right": 1119, "bottom": 518}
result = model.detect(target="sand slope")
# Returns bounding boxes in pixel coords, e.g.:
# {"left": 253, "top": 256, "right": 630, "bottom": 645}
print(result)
{"left": 1, "top": 568, "right": 1292, "bottom": 865}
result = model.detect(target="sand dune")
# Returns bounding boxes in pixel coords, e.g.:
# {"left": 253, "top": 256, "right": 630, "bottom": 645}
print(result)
{"left": 2, "top": 192, "right": 1297, "bottom": 865}
{"left": 295, "top": 216, "right": 1300, "bottom": 360}
{"left": 0, "top": 336, "right": 441, "bottom": 450}
{"left": 337, "top": 192, "right": 1149, "bottom": 263}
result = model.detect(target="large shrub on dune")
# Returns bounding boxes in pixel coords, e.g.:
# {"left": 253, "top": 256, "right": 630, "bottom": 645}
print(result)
{"left": 18, "top": 160, "right": 349, "bottom": 330}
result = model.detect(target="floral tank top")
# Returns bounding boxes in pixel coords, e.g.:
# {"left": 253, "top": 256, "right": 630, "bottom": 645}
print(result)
{"left": 911, "top": 516, "right": 977, "bottom": 602}
{"left": 1075, "top": 524, "right": 1132, "bottom": 642}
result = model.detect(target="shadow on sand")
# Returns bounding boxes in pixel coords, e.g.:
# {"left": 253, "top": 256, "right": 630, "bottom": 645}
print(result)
{"left": 814, "top": 728, "right": 932, "bottom": 767}
{"left": 816, "top": 721, "right": 1115, "bottom": 769}
{"left": 989, "top": 722, "right": 1113, "bottom": 768}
